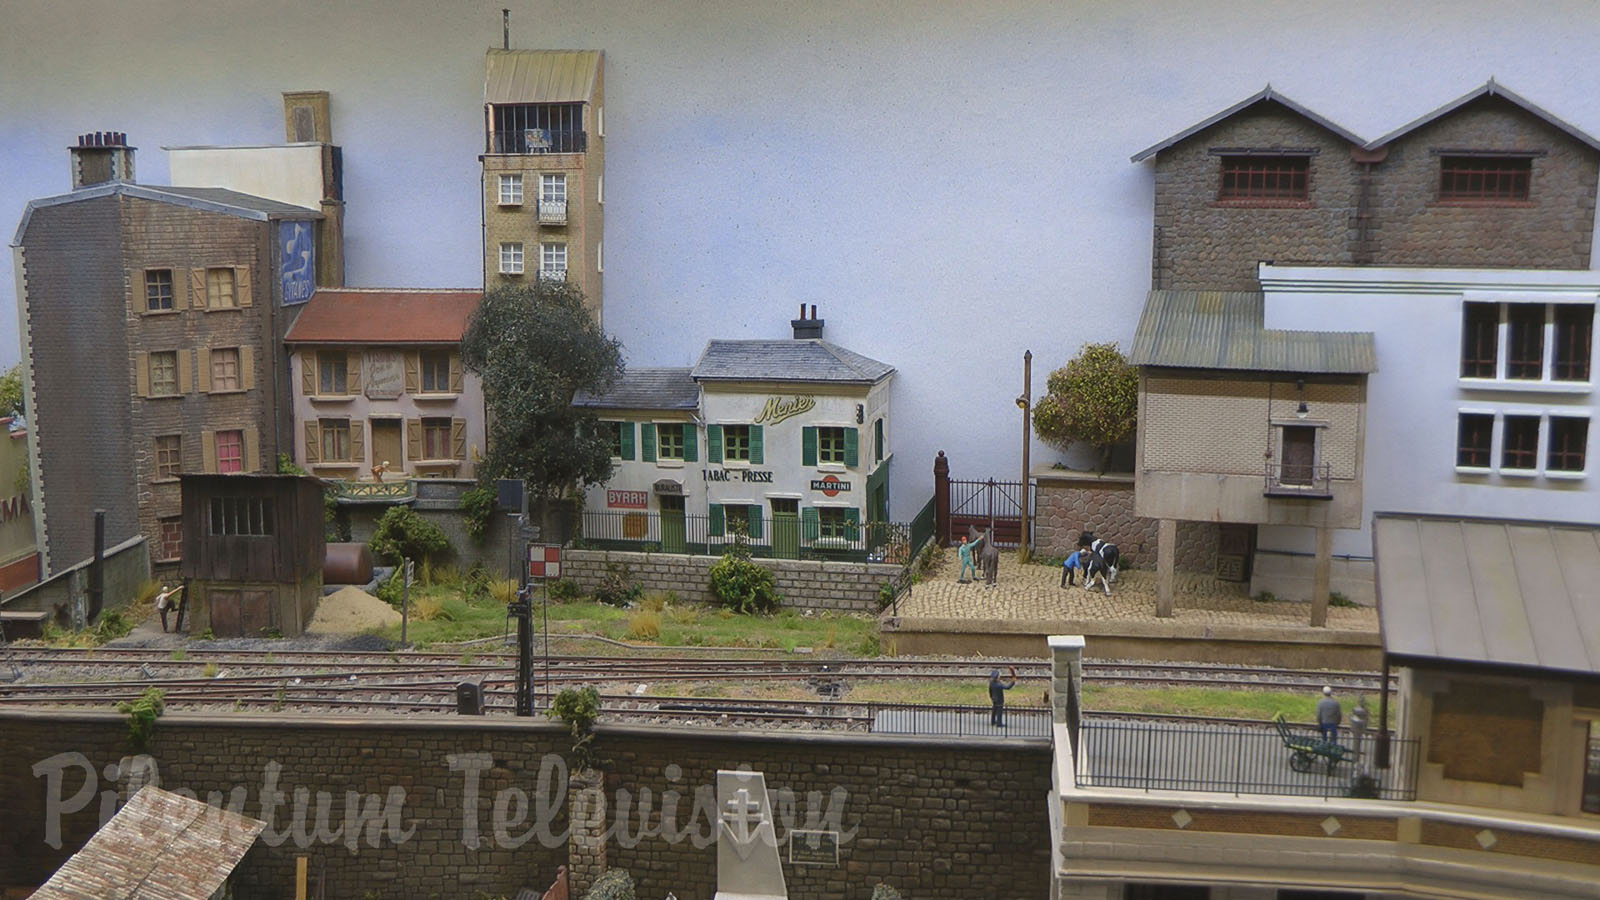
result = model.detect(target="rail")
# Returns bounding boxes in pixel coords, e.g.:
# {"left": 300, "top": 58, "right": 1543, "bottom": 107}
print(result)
{"left": 577, "top": 510, "right": 910, "bottom": 563}
{"left": 331, "top": 479, "right": 414, "bottom": 502}
{"left": 1264, "top": 462, "right": 1333, "bottom": 498}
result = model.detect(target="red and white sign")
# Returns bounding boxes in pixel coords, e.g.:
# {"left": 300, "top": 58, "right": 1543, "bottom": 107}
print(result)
{"left": 528, "top": 544, "right": 562, "bottom": 580}
{"left": 810, "top": 474, "right": 850, "bottom": 497}
{"left": 607, "top": 489, "right": 648, "bottom": 509}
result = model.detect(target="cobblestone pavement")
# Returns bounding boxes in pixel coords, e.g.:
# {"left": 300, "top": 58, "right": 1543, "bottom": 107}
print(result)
{"left": 892, "top": 549, "right": 1379, "bottom": 632}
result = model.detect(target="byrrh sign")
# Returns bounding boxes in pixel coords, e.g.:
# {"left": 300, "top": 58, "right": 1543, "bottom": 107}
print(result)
{"left": 753, "top": 395, "right": 815, "bottom": 426}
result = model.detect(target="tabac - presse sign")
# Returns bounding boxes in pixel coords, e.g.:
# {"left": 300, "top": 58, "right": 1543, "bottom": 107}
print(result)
{"left": 279, "top": 220, "right": 316, "bottom": 305}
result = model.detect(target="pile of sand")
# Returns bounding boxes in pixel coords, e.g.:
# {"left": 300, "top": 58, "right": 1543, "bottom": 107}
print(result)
{"left": 306, "top": 585, "right": 402, "bottom": 634}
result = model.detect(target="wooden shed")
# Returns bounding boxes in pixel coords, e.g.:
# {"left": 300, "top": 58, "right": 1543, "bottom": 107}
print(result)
{"left": 180, "top": 474, "right": 325, "bottom": 637}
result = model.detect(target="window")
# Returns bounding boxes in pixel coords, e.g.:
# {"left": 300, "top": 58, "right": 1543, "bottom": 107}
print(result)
{"left": 1501, "top": 415, "right": 1540, "bottom": 470}
{"left": 1460, "top": 302, "right": 1499, "bottom": 378}
{"left": 1548, "top": 417, "right": 1589, "bottom": 473}
{"left": 1460, "top": 302, "right": 1594, "bottom": 384}
{"left": 498, "top": 174, "right": 523, "bottom": 205}
{"left": 607, "top": 421, "right": 625, "bottom": 458}
{"left": 540, "top": 242, "right": 567, "bottom": 280}
{"left": 499, "top": 242, "right": 524, "bottom": 275}
{"left": 158, "top": 517, "right": 182, "bottom": 561}
{"left": 540, "top": 173, "right": 567, "bottom": 204}
{"left": 1584, "top": 721, "right": 1600, "bottom": 814}
{"left": 724, "top": 425, "right": 752, "bottom": 462}
{"left": 208, "top": 496, "right": 273, "bottom": 536}
{"left": 1506, "top": 305, "right": 1545, "bottom": 380}
{"left": 874, "top": 418, "right": 884, "bottom": 464}
{"left": 319, "top": 418, "right": 351, "bottom": 462}
{"left": 1218, "top": 155, "right": 1309, "bottom": 201}
{"left": 144, "top": 269, "right": 174, "bottom": 311}
{"left": 319, "top": 353, "right": 347, "bottom": 394}
{"left": 817, "top": 427, "right": 846, "bottom": 464}
{"left": 215, "top": 429, "right": 244, "bottom": 473}
{"left": 420, "top": 350, "right": 451, "bottom": 393}
{"left": 206, "top": 267, "right": 237, "bottom": 309}
{"left": 1555, "top": 305, "right": 1594, "bottom": 382}
{"left": 1439, "top": 155, "right": 1531, "bottom": 202}
{"left": 210, "top": 347, "right": 240, "bottom": 392}
{"left": 818, "top": 507, "right": 848, "bottom": 541}
{"left": 657, "top": 423, "right": 685, "bottom": 460}
{"left": 155, "top": 435, "right": 182, "bottom": 479}
{"left": 149, "top": 351, "right": 178, "bottom": 396}
{"left": 1457, "top": 413, "right": 1494, "bottom": 468}
{"left": 423, "top": 417, "right": 451, "bottom": 459}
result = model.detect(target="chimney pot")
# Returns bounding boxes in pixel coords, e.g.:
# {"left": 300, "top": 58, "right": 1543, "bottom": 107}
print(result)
{"left": 791, "top": 306, "right": 825, "bottom": 340}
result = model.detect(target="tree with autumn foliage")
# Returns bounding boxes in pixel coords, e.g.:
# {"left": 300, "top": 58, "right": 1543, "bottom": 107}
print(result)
{"left": 1032, "top": 342, "right": 1138, "bottom": 472}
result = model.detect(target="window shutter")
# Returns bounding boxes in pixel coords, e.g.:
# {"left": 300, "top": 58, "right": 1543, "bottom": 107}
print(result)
{"left": 301, "top": 352, "right": 317, "bottom": 395}
{"left": 844, "top": 507, "right": 860, "bottom": 541}
{"left": 190, "top": 269, "right": 206, "bottom": 309}
{"left": 709, "top": 503, "right": 724, "bottom": 537}
{"left": 243, "top": 426, "right": 259, "bottom": 473}
{"left": 707, "top": 425, "right": 723, "bottom": 463}
{"left": 682, "top": 424, "right": 698, "bottom": 462}
{"left": 801, "top": 506, "right": 819, "bottom": 541}
{"left": 403, "top": 352, "right": 420, "bottom": 394}
{"left": 641, "top": 424, "right": 657, "bottom": 462}
{"left": 406, "top": 419, "right": 422, "bottom": 461}
{"left": 135, "top": 352, "right": 150, "bottom": 397}
{"left": 240, "top": 345, "right": 254, "bottom": 392}
{"left": 202, "top": 430, "right": 219, "bottom": 473}
{"left": 449, "top": 352, "right": 464, "bottom": 393}
{"left": 750, "top": 425, "right": 764, "bottom": 465}
{"left": 350, "top": 421, "right": 365, "bottom": 465}
{"left": 170, "top": 271, "right": 186, "bottom": 311}
{"left": 747, "top": 505, "right": 763, "bottom": 539}
{"left": 235, "top": 266, "right": 252, "bottom": 307}
{"left": 451, "top": 418, "right": 466, "bottom": 460}
{"left": 198, "top": 348, "right": 212, "bottom": 393}
{"left": 346, "top": 351, "right": 363, "bottom": 394}
{"left": 619, "top": 422, "right": 635, "bottom": 461}
{"left": 802, "top": 427, "right": 817, "bottom": 467}
{"left": 176, "top": 349, "right": 193, "bottom": 394}
{"left": 303, "top": 421, "right": 321, "bottom": 464}
{"left": 844, "top": 428, "right": 859, "bottom": 467}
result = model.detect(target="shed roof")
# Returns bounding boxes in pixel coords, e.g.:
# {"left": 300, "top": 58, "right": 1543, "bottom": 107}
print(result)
{"left": 485, "top": 49, "right": 602, "bottom": 105}
{"left": 30, "top": 785, "right": 265, "bottom": 900}
{"left": 1131, "top": 290, "right": 1377, "bottom": 374}
{"left": 1364, "top": 78, "right": 1600, "bottom": 151}
{"left": 691, "top": 340, "right": 895, "bottom": 385}
{"left": 573, "top": 367, "right": 699, "bottom": 410}
{"left": 284, "top": 288, "right": 481, "bottom": 344}
{"left": 1130, "top": 85, "right": 1366, "bottom": 162}
{"left": 13, "top": 182, "right": 319, "bottom": 246}
{"left": 1374, "top": 513, "right": 1600, "bottom": 677}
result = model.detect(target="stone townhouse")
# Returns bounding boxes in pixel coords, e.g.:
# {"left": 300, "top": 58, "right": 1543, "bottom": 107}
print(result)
{"left": 12, "top": 133, "right": 321, "bottom": 572}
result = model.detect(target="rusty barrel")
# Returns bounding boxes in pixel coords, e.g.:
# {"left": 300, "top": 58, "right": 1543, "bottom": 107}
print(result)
{"left": 324, "top": 542, "right": 374, "bottom": 585}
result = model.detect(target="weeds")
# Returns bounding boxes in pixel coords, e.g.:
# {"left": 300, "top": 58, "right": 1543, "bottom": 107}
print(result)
{"left": 201, "top": 662, "right": 218, "bottom": 678}
{"left": 116, "top": 687, "right": 165, "bottom": 752}
{"left": 169, "top": 649, "right": 187, "bottom": 661}
{"left": 626, "top": 610, "right": 661, "bottom": 641}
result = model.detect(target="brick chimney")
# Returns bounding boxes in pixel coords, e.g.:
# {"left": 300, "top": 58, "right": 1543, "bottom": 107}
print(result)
{"left": 791, "top": 304, "right": 824, "bottom": 340}
{"left": 70, "top": 131, "right": 135, "bottom": 189}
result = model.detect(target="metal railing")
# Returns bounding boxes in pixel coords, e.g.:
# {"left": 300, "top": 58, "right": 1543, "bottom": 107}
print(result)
{"left": 489, "top": 129, "right": 588, "bottom": 154}
{"left": 867, "top": 701, "right": 1051, "bottom": 739}
{"left": 1264, "top": 462, "right": 1333, "bottom": 497}
{"left": 577, "top": 510, "right": 910, "bottom": 563}
{"left": 330, "top": 480, "right": 414, "bottom": 502}
{"left": 1076, "top": 719, "right": 1419, "bottom": 800}
{"left": 537, "top": 199, "right": 568, "bottom": 225}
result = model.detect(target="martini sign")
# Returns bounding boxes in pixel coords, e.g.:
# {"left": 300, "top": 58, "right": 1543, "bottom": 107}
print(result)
{"left": 810, "top": 474, "right": 851, "bottom": 496}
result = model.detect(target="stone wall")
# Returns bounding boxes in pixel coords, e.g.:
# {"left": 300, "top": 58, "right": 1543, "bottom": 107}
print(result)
{"left": 0, "top": 534, "right": 149, "bottom": 624}
{"left": 1033, "top": 471, "right": 1217, "bottom": 572}
{"left": 0, "top": 712, "right": 1052, "bottom": 900}
{"left": 563, "top": 548, "right": 900, "bottom": 613}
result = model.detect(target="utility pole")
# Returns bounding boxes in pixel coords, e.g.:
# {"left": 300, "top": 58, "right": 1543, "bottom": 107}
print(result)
{"left": 1018, "top": 351, "right": 1032, "bottom": 563}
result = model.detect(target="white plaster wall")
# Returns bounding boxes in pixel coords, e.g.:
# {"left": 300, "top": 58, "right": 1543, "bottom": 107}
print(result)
{"left": 167, "top": 145, "right": 327, "bottom": 209}
{"left": 1260, "top": 265, "right": 1600, "bottom": 557}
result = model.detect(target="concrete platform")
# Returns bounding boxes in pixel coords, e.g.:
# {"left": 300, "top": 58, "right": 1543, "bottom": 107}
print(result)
{"left": 871, "top": 707, "right": 1050, "bottom": 740}
{"left": 880, "top": 551, "right": 1381, "bottom": 668}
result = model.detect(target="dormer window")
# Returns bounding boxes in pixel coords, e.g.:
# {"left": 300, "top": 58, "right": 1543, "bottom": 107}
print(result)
{"left": 1217, "top": 154, "right": 1310, "bottom": 202}
{"left": 1438, "top": 154, "right": 1533, "bottom": 203}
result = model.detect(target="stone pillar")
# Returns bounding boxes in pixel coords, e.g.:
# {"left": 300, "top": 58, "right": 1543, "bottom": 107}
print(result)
{"left": 1311, "top": 525, "right": 1331, "bottom": 627}
{"left": 567, "top": 768, "right": 607, "bottom": 896}
{"left": 1047, "top": 635, "right": 1085, "bottom": 729}
{"left": 1155, "top": 518, "right": 1176, "bottom": 618}
{"left": 933, "top": 451, "right": 950, "bottom": 546}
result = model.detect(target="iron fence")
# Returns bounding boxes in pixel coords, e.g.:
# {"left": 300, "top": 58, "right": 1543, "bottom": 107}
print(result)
{"left": 947, "top": 477, "right": 1033, "bottom": 547}
{"left": 577, "top": 510, "right": 913, "bottom": 563}
{"left": 867, "top": 701, "right": 1051, "bottom": 739}
{"left": 1076, "top": 719, "right": 1419, "bottom": 801}
{"left": 1264, "top": 462, "right": 1333, "bottom": 497}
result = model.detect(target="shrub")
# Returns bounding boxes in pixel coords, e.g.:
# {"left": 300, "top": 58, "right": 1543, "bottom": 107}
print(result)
{"left": 640, "top": 592, "right": 666, "bottom": 613}
{"left": 460, "top": 486, "right": 497, "bottom": 542}
{"left": 411, "top": 597, "right": 449, "bottom": 621}
{"left": 117, "top": 687, "right": 165, "bottom": 752}
{"left": 547, "top": 686, "right": 601, "bottom": 770}
{"left": 708, "top": 543, "right": 779, "bottom": 614}
{"left": 871, "top": 885, "right": 903, "bottom": 900}
{"left": 369, "top": 506, "right": 450, "bottom": 566}
{"left": 376, "top": 570, "right": 403, "bottom": 608}
{"left": 594, "top": 563, "right": 643, "bottom": 608}
{"left": 626, "top": 610, "right": 660, "bottom": 641}
{"left": 1329, "top": 591, "right": 1358, "bottom": 608}
{"left": 488, "top": 578, "right": 521, "bottom": 605}
{"left": 547, "top": 578, "right": 582, "bottom": 601}
{"left": 1253, "top": 591, "right": 1277, "bottom": 603}
{"left": 1032, "top": 342, "right": 1138, "bottom": 471}
{"left": 583, "top": 869, "right": 636, "bottom": 900}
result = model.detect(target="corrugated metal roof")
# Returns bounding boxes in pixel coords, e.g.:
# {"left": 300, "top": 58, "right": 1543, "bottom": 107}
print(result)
{"left": 31, "top": 785, "right": 265, "bottom": 899}
{"left": 1131, "top": 85, "right": 1366, "bottom": 163}
{"left": 1365, "top": 78, "right": 1600, "bottom": 152}
{"left": 573, "top": 367, "right": 699, "bottom": 410}
{"left": 691, "top": 340, "right": 895, "bottom": 384}
{"left": 13, "top": 182, "right": 319, "bottom": 246}
{"left": 284, "top": 288, "right": 481, "bottom": 344}
{"left": 1374, "top": 513, "right": 1600, "bottom": 676}
{"left": 1131, "top": 290, "right": 1377, "bottom": 374}
{"left": 485, "top": 49, "right": 601, "bottom": 105}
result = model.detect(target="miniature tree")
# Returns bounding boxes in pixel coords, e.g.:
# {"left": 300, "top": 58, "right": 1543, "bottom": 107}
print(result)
{"left": 1032, "top": 342, "right": 1138, "bottom": 472}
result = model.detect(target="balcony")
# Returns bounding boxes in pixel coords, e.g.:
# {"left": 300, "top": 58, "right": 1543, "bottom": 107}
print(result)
{"left": 1264, "top": 461, "right": 1333, "bottom": 499}
{"left": 329, "top": 479, "right": 414, "bottom": 504}
{"left": 489, "top": 129, "right": 587, "bottom": 155}
{"left": 537, "top": 267, "right": 567, "bottom": 283}
{"left": 537, "top": 198, "right": 568, "bottom": 225}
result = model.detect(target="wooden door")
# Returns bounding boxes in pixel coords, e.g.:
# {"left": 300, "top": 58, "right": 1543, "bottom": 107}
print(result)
{"left": 210, "top": 590, "right": 242, "bottom": 637}
{"left": 771, "top": 499, "right": 799, "bottom": 560}
{"left": 659, "top": 496, "right": 686, "bottom": 554}
{"left": 1281, "top": 426, "right": 1317, "bottom": 485}
{"left": 370, "top": 420, "right": 403, "bottom": 472}
{"left": 209, "top": 589, "right": 274, "bottom": 637}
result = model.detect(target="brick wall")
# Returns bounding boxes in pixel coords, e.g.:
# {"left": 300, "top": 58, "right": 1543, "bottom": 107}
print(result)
{"left": 563, "top": 548, "right": 901, "bottom": 613}
{"left": 1141, "top": 376, "right": 1362, "bottom": 480}
{"left": 0, "top": 712, "right": 1051, "bottom": 900}
{"left": 1034, "top": 474, "right": 1217, "bottom": 572}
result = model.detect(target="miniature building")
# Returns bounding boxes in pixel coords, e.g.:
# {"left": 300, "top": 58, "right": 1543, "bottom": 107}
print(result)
{"left": 482, "top": 49, "right": 605, "bottom": 319}
{"left": 13, "top": 134, "right": 323, "bottom": 574}
{"left": 180, "top": 474, "right": 325, "bottom": 638}
{"left": 284, "top": 288, "right": 485, "bottom": 481}
{"left": 0, "top": 418, "right": 39, "bottom": 591}
{"left": 573, "top": 310, "right": 895, "bottom": 559}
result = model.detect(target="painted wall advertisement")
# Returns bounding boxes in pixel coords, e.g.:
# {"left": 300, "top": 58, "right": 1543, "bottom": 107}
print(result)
{"left": 279, "top": 220, "right": 316, "bottom": 305}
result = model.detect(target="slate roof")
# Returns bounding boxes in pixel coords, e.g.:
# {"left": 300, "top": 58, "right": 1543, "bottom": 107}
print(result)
{"left": 691, "top": 340, "right": 895, "bottom": 384}
{"left": 1131, "top": 290, "right": 1377, "bottom": 374}
{"left": 14, "top": 182, "right": 320, "bottom": 245}
{"left": 485, "top": 49, "right": 602, "bottom": 104}
{"left": 30, "top": 785, "right": 265, "bottom": 900}
{"left": 284, "top": 288, "right": 481, "bottom": 344}
{"left": 1130, "top": 85, "right": 1366, "bottom": 162}
{"left": 573, "top": 367, "right": 699, "bottom": 410}
{"left": 1374, "top": 513, "right": 1600, "bottom": 677}
{"left": 1365, "top": 78, "right": 1600, "bottom": 151}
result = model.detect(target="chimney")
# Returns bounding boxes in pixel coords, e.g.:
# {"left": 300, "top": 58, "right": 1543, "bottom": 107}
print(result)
{"left": 790, "top": 303, "right": 824, "bottom": 340}
{"left": 69, "top": 131, "right": 135, "bottom": 189}
{"left": 283, "top": 91, "right": 333, "bottom": 143}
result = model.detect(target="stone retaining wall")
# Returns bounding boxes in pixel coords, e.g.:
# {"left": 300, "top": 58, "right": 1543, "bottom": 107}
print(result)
{"left": 563, "top": 548, "right": 900, "bottom": 613}
{"left": 1033, "top": 470, "right": 1218, "bottom": 572}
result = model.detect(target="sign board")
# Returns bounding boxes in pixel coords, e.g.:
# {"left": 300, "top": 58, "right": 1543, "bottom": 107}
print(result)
{"left": 527, "top": 544, "right": 562, "bottom": 580}
{"left": 607, "top": 489, "right": 648, "bottom": 509}
{"left": 753, "top": 395, "right": 815, "bottom": 426}
{"left": 810, "top": 475, "right": 851, "bottom": 496}
{"left": 652, "top": 479, "right": 684, "bottom": 496}
{"left": 278, "top": 220, "right": 316, "bottom": 305}
{"left": 365, "top": 350, "right": 405, "bottom": 400}
{"left": 788, "top": 830, "right": 839, "bottom": 866}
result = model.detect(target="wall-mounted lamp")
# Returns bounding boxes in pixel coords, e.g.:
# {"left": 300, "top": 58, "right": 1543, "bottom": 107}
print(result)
{"left": 855, "top": 404, "right": 864, "bottom": 424}
{"left": 1015, "top": 395, "right": 1028, "bottom": 410}
{"left": 1295, "top": 379, "right": 1309, "bottom": 419}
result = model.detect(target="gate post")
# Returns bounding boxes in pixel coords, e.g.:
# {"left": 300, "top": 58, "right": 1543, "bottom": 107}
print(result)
{"left": 933, "top": 451, "right": 950, "bottom": 546}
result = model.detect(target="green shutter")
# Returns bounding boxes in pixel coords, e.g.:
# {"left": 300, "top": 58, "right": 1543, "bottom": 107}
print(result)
{"left": 619, "top": 422, "right": 635, "bottom": 461}
{"left": 707, "top": 424, "right": 723, "bottom": 463}
{"left": 709, "top": 503, "right": 724, "bottom": 537}
{"left": 801, "top": 506, "right": 819, "bottom": 541}
{"left": 844, "top": 427, "right": 859, "bottom": 467}
{"left": 749, "top": 424, "right": 764, "bottom": 464}
{"left": 747, "top": 505, "right": 763, "bottom": 539}
{"left": 682, "top": 424, "right": 698, "bottom": 462}
{"left": 642, "top": 423, "right": 657, "bottom": 462}
{"left": 844, "top": 507, "right": 860, "bottom": 541}
{"left": 802, "top": 426, "right": 817, "bottom": 467}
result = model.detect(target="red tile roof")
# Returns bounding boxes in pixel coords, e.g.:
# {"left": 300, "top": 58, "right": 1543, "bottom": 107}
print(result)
{"left": 284, "top": 288, "right": 481, "bottom": 344}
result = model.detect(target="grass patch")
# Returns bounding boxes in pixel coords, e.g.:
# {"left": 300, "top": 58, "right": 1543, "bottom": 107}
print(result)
{"left": 626, "top": 610, "right": 661, "bottom": 641}
{"left": 1081, "top": 685, "right": 1394, "bottom": 726}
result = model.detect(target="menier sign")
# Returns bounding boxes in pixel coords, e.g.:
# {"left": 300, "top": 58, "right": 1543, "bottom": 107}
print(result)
{"left": 607, "top": 489, "right": 648, "bottom": 509}
{"left": 527, "top": 544, "right": 562, "bottom": 580}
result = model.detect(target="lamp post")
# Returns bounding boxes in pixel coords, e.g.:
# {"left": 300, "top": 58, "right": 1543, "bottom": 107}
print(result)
{"left": 1017, "top": 350, "right": 1032, "bottom": 564}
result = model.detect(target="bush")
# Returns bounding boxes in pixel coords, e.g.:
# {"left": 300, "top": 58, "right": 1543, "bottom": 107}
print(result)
{"left": 708, "top": 544, "right": 779, "bottom": 614}
{"left": 547, "top": 578, "right": 582, "bottom": 601}
{"left": 376, "top": 570, "right": 403, "bottom": 608}
{"left": 1032, "top": 342, "right": 1138, "bottom": 471}
{"left": 461, "top": 486, "right": 496, "bottom": 542}
{"left": 547, "top": 686, "right": 601, "bottom": 770}
{"left": 594, "top": 563, "right": 643, "bottom": 607}
{"left": 369, "top": 506, "right": 450, "bottom": 566}
{"left": 583, "top": 869, "right": 635, "bottom": 900}
{"left": 871, "top": 885, "right": 903, "bottom": 900}
{"left": 626, "top": 610, "right": 660, "bottom": 641}
{"left": 117, "top": 687, "right": 165, "bottom": 752}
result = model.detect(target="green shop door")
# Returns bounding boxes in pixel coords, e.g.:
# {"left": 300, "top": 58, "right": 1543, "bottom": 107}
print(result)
{"left": 659, "top": 495, "right": 686, "bottom": 553}
{"left": 771, "top": 498, "right": 800, "bottom": 560}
